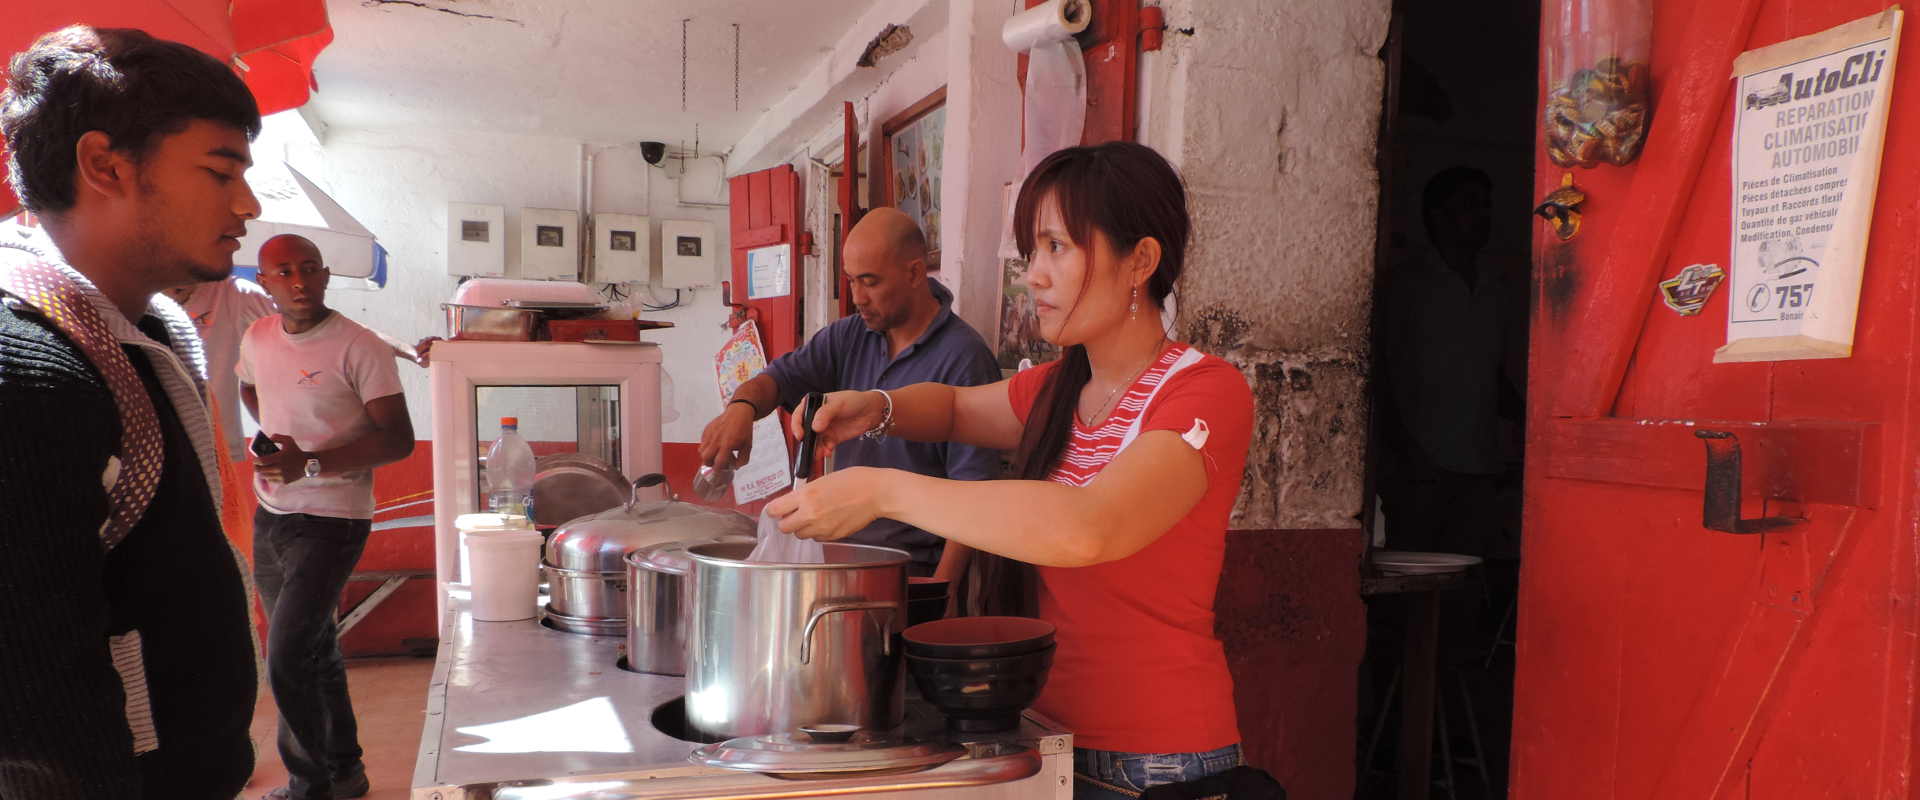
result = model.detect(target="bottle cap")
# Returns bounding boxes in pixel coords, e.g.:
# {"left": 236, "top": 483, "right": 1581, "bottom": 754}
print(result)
{"left": 501, "top": 416, "right": 518, "bottom": 427}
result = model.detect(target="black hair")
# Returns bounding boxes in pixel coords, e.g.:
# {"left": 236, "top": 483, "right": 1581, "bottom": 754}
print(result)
{"left": 962, "top": 141, "right": 1191, "bottom": 617}
{"left": 1420, "top": 165, "right": 1492, "bottom": 241}
{"left": 1, "top": 25, "right": 262, "bottom": 213}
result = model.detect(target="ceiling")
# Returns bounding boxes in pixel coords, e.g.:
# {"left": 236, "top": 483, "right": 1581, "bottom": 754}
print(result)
{"left": 308, "top": 0, "right": 880, "bottom": 152}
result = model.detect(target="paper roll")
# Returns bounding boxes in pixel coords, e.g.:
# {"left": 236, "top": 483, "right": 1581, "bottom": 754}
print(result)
{"left": 1002, "top": 0, "right": 1092, "bottom": 53}
{"left": 1006, "top": 0, "right": 1092, "bottom": 176}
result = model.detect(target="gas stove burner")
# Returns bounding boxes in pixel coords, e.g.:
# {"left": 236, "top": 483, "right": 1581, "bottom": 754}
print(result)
{"left": 539, "top": 605, "right": 623, "bottom": 637}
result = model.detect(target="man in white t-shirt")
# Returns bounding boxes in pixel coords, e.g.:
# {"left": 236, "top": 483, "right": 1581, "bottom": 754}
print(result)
{"left": 162, "top": 277, "right": 275, "bottom": 461}
{"left": 237, "top": 234, "right": 413, "bottom": 800}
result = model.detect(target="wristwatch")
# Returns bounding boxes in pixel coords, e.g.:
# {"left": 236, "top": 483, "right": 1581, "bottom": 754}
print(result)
{"left": 303, "top": 458, "right": 322, "bottom": 479}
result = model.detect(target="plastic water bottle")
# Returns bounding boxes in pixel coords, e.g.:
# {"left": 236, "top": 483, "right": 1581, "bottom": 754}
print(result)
{"left": 485, "top": 417, "right": 537, "bottom": 519}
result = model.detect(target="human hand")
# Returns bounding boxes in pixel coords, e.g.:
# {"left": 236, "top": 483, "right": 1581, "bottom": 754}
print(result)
{"left": 252, "top": 434, "right": 310, "bottom": 485}
{"left": 412, "top": 336, "right": 443, "bottom": 366}
{"left": 699, "top": 402, "right": 757, "bottom": 469}
{"left": 765, "top": 467, "right": 891, "bottom": 540}
{"left": 793, "top": 390, "right": 889, "bottom": 462}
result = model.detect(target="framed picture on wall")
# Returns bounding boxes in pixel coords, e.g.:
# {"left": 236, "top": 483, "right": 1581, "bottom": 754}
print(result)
{"left": 882, "top": 87, "right": 946, "bottom": 269}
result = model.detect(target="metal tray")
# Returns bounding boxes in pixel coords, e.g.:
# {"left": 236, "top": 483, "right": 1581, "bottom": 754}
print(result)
{"left": 443, "top": 303, "right": 537, "bottom": 341}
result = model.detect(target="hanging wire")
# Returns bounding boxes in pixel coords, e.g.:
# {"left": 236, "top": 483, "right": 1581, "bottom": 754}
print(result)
{"left": 680, "top": 18, "right": 689, "bottom": 113}
{"left": 641, "top": 289, "right": 684, "bottom": 312}
{"left": 732, "top": 23, "right": 741, "bottom": 112}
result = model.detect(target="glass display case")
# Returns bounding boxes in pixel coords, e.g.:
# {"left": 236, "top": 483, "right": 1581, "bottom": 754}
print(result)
{"left": 429, "top": 341, "right": 663, "bottom": 622}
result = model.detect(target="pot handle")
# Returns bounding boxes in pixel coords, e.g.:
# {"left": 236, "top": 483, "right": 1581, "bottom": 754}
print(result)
{"left": 630, "top": 472, "right": 672, "bottom": 506}
{"left": 800, "top": 601, "right": 898, "bottom": 665}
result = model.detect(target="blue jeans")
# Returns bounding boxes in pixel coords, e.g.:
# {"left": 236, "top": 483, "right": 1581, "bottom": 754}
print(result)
{"left": 254, "top": 509, "right": 371, "bottom": 800}
{"left": 1073, "top": 744, "right": 1245, "bottom": 800}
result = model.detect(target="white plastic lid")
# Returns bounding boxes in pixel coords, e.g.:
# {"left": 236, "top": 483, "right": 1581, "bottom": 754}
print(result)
{"left": 465, "top": 529, "right": 542, "bottom": 547}
{"left": 455, "top": 513, "right": 532, "bottom": 532}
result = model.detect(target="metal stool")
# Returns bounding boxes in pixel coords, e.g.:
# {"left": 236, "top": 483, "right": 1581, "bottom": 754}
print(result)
{"left": 1362, "top": 666, "right": 1492, "bottom": 800}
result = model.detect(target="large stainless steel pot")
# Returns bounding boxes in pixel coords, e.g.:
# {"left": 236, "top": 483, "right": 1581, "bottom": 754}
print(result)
{"left": 684, "top": 541, "right": 910, "bottom": 741}
{"left": 542, "top": 475, "right": 754, "bottom": 628}
{"left": 624, "top": 535, "right": 752, "bottom": 675}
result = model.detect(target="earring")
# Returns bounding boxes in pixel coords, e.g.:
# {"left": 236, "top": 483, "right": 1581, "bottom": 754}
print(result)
{"left": 1129, "top": 286, "right": 1139, "bottom": 320}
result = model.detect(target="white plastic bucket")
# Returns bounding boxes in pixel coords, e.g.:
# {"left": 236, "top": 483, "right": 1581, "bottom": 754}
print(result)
{"left": 455, "top": 512, "right": 531, "bottom": 584}
{"left": 466, "top": 528, "right": 543, "bottom": 622}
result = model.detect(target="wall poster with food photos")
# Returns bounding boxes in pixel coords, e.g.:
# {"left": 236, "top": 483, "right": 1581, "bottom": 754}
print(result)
{"left": 883, "top": 88, "right": 947, "bottom": 268}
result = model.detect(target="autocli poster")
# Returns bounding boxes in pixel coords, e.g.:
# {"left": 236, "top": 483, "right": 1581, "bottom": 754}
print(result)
{"left": 1718, "top": 8, "right": 1902, "bottom": 363}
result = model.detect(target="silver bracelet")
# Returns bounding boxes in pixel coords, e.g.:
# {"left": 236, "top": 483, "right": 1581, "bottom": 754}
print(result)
{"left": 862, "top": 389, "right": 895, "bottom": 440}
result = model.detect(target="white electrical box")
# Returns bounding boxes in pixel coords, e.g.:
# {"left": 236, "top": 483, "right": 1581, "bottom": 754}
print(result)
{"left": 592, "top": 212, "right": 650, "bottom": 285}
{"left": 519, "top": 208, "right": 580, "bottom": 281}
{"left": 659, "top": 219, "right": 717, "bottom": 289}
{"left": 447, "top": 202, "right": 505, "bottom": 277}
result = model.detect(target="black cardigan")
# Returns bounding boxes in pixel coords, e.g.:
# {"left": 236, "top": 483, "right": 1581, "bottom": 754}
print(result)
{"left": 0, "top": 299, "right": 256, "bottom": 799}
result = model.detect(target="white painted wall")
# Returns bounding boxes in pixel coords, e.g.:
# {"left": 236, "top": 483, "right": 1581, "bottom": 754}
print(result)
{"left": 251, "top": 115, "right": 732, "bottom": 445}
{"left": 941, "top": 0, "right": 1024, "bottom": 344}
{"left": 750, "top": 0, "right": 1024, "bottom": 350}
{"left": 784, "top": 27, "right": 954, "bottom": 342}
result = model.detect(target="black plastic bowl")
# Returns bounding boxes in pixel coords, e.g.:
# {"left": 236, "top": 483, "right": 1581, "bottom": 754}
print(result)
{"left": 907, "top": 594, "right": 949, "bottom": 627}
{"left": 902, "top": 615, "right": 1055, "bottom": 660}
{"left": 905, "top": 644, "right": 1055, "bottom": 734}
{"left": 908, "top": 577, "right": 950, "bottom": 600}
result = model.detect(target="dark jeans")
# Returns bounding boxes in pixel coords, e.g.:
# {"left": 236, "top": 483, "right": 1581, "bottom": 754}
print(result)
{"left": 1073, "top": 744, "right": 1244, "bottom": 800}
{"left": 254, "top": 509, "right": 370, "bottom": 800}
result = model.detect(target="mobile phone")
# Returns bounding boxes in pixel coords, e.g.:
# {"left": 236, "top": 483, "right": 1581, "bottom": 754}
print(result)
{"left": 251, "top": 431, "right": 279, "bottom": 457}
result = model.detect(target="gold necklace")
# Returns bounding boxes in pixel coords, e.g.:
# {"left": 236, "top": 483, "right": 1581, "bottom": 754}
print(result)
{"left": 1078, "top": 339, "right": 1167, "bottom": 426}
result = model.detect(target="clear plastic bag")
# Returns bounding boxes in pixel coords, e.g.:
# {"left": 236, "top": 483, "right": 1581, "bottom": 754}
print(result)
{"left": 748, "top": 503, "right": 824, "bottom": 563}
{"left": 1543, "top": 0, "right": 1652, "bottom": 168}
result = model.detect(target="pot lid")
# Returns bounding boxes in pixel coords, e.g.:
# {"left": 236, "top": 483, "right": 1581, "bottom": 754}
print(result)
{"left": 530, "top": 454, "right": 629, "bottom": 527}
{"left": 690, "top": 729, "right": 964, "bottom": 774}
{"left": 546, "top": 481, "right": 754, "bottom": 571}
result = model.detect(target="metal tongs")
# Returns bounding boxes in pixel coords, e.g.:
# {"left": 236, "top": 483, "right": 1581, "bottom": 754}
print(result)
{"left": 791, "top": 391, "right": 824, "bottom": 489}
{"left": 747, "top": 392, "right": 827, "bottom": 564}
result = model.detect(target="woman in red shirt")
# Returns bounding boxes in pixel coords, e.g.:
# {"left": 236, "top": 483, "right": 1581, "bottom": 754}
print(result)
{"left": 768, "top": 141, "right": 1255, "bottom": 800}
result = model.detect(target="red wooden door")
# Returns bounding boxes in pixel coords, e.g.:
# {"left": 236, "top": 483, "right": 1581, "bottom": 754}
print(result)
{"left": 1515, "top": 1, "right": 1920, "bottom": 797}
{"left": 728, "top": 163, "right": 803, "bottom": 358}
{"left": 839, "top": 101, "right": 863, "bottom": 319}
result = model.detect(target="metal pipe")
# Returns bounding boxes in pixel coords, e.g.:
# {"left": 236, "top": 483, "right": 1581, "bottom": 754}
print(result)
{"left": 468, "top": 748, "right": 1042, "bottom": 800}
{"left": 580, "top": 142, "right": 593, "bottom": 281}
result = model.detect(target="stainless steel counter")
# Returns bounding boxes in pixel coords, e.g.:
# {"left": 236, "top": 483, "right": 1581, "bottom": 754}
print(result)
{"left": 413, "top": 589, "right": 1073, "bottom": 800}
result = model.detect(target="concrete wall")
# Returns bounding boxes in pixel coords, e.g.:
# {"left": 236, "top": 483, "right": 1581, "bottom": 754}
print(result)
{"left": 254, "top": 116, "right": 733, "bottom": 446}
{"left": 1145, "top": 0, "right": 1388, "bottom": 532}
{"left": 1141, "top": 1, "right": 1391, "bottom": 796}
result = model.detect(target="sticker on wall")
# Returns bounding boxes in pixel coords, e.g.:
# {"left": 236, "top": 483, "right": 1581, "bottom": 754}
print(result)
{"left": 1658, "top": 264, "right": 1725, "bottom": 316}
{"left": 747, "top": 244, "right": 792, "bottom": 300}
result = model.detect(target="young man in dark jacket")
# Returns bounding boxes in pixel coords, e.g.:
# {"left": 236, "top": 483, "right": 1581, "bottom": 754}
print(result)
{"left": 0, "top": 25, "right": 265, "bottom": 799}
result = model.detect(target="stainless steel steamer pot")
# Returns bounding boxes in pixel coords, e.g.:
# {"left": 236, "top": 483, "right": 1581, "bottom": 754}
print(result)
{"left": 541, "top": 476, "right": 753, "bottom": 631}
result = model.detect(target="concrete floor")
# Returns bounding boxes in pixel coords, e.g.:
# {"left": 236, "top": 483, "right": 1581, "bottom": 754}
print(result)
{"left": 244, "top": 656, "right": 437, "bottom": 800}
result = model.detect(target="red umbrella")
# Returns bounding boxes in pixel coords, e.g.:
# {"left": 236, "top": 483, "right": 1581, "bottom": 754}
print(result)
{"left": 0, "top": 0, "right": 333, "bottom": 217}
